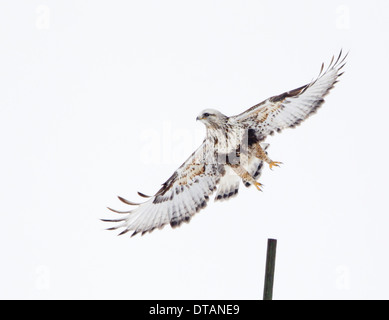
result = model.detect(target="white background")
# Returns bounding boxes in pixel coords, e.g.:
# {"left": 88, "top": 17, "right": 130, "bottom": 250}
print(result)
{"left": 1, "top": 0, "right": 388, "bottom": 300}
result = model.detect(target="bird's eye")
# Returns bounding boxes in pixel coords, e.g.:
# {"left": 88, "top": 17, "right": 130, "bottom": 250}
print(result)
{"left": 203, "top": 113, "right": 210, "bottom": 117}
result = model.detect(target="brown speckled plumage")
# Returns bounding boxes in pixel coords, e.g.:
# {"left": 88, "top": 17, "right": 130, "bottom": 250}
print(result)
{"left": 103, "top": 51, "right": 347, "bottom": 237}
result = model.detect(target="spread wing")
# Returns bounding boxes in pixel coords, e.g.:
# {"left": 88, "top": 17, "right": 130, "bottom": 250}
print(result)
{"left": 103, "top": 140, "right": 225, "bottom": 237}
{"left": 233, "top": 51, "right": 347, "bottom": 141}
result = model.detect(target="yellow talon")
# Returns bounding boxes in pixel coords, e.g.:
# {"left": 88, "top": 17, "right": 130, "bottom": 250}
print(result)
{"left": 253, "top": 181, "right": 263, "bottom": 192}
{"left": 269, "top": 161, "right": 283, "bottom": 170}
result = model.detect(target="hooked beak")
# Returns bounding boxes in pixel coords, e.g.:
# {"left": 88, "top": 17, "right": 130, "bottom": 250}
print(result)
{"left": 196, "top": 116, "right": 205, "bottom": 121}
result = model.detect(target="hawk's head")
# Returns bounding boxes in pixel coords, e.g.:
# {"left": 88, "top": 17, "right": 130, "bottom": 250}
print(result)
{"left": 196, "top": 109, "right": 228, "bottom": 129}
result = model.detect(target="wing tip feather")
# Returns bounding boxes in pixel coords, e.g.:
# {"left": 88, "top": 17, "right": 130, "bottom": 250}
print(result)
{"left": 107, "top": 207, "right": 133, "bottom": 214}
{"left": 117, "top": 196, "right": 141, "bottom": 206}
{"left": 138, "top": 191, "right": 152, "bottom": 198}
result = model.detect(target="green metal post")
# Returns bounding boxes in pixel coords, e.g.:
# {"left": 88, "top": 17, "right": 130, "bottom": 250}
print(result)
{"left": 263, "top": 238, "right": 277, "bottom": 300}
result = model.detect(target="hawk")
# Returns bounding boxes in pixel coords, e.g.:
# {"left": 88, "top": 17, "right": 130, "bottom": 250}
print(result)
{"left": 103, "top": 51, "right": 347, "bottom": 237}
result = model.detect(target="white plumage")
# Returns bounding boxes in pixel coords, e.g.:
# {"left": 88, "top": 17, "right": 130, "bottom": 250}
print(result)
{"left": 103, "top": 51, "right": 347, "bottom": 237}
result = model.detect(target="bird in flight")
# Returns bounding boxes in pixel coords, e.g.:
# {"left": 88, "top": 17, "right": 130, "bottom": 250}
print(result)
{"left": 103, "top": 51, "right": 347, "bottom": 237}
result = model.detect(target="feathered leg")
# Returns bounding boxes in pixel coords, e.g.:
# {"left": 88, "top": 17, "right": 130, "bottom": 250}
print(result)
{"left": 253, "top": 143, "right": 282, "bottom": 170}
{"left": 230, "top": 165, "right": 263, "bottom": 191}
